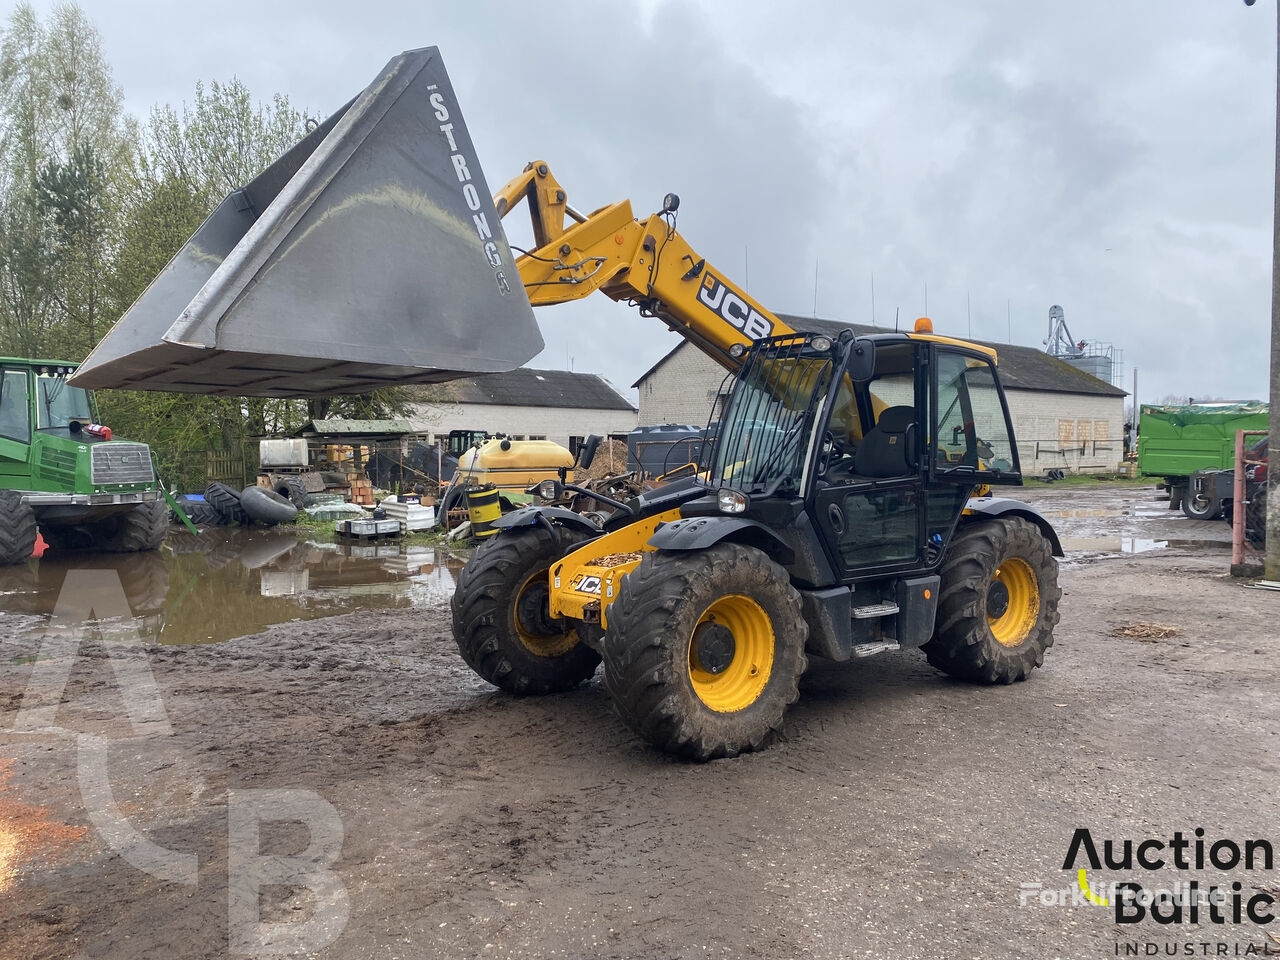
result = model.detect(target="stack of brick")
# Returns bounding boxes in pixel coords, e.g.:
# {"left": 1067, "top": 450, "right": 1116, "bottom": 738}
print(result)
{"left": 348, "top": 476, "right": 375, "bottom": 506}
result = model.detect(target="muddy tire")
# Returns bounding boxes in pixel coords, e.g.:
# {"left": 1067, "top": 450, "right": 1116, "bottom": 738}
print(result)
{"left": 89, "top": 499, "right": 169, "bottom": 553}
{"left": 1167, "top": 485, "right": 1184, "bottom": 511}
{"left": 922, "top": 517, "right": 1060, "bottom": 683}
{"left": 1246, "top": 483, "right": 1267, "bottom": 545}
{"left": 451, "top": 525, "right": 600, "bottom": 694}
{"left": 602, "top": 543, "right": 808, "bottom": 761}
{"left": 204, "top": 482, "right": 248, "bottom": 525}
{"left": 240, "top": 486, "right": 298, "bottom": 525}
{"left": 274, "top": 476, "right": 308, "bottom": 510}
{"left": 0, "top": 491, "right": 37, "bottom": 566}
{"left": 174, "top": 498, "right": 223, "bottom": 527}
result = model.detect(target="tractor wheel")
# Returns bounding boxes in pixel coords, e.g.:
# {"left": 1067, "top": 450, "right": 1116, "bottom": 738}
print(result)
{"left": 204, "top": 482, "right": 248, "bottom": 525}
{"left": 450, "top": 524, "right": 600, "bottom": 694}
{"left": 1166, "top": 485, "right": 1184, "bottom": 511}
{"left": 274, "top": 476, "right": 308, "bottom": 510}
{"left": 0, "top": 491, "right": 37, "bottom": 566}
{"left": 89, "top": 499, "right": 169, "bottom": 553}
{"left": 922, "top": 517, "right": 1060, "bottom": 683}
{"left": 602, "top": 543, "right": 808, "bottom": 761}
{"left": 1246, "top": 483, "right": 1267, "bottom": 545}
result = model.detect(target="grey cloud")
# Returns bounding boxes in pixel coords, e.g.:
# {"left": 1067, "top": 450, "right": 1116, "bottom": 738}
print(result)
{"left": 42, "top": 0, "right": 1280, "bottom": 403}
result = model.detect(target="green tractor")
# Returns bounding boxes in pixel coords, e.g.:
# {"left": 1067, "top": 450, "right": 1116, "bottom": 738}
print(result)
{"left": 0, "top": 358, "right": 167, "bottom": 565}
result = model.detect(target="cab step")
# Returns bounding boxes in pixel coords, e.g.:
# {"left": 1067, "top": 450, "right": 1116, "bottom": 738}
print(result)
{"left": 851, "top": 602, "right": 899, "bottom": 619}
{"left": 851, "top": 641, "right": 901, "bottom": 658}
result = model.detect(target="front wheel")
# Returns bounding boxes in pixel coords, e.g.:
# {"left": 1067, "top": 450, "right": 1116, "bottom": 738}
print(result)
{"left": 451, "top": 525, "right": 600, "bottom": 694}
{"left": 602, "top": 543, "right": 808, "bottom": 761}
{"left": 0, "top": 491, "right": 37, "bottom": 565}
{"left": 922, "top": 517, "right": 1060, "bottom": 683}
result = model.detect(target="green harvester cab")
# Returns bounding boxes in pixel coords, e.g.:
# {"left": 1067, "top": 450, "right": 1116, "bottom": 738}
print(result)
{"left": 0, "top": 358, "right": 167, "bottom": 564}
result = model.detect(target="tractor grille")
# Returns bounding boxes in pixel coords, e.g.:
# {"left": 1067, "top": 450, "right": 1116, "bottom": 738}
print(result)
{"left": 90, "top": 443, "right": 154, "bottom": 485}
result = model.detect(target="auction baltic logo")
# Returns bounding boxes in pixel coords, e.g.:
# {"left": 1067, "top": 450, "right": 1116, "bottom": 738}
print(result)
{"left": 1020, "top": 827, "right": 1280, "bottom": 956}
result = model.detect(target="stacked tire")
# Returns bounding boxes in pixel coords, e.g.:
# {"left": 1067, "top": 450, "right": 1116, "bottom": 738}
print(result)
{"left": 176, "top": 483, "right": 298, "bottom": 528}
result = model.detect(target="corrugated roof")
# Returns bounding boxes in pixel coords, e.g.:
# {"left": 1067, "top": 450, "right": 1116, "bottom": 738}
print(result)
{"left": 297, "top": 418, "right": 434, "bottom": 437}
{"left": 441, "top": 367, "right": 635, "bottom": 411}
{"left": 633, "top": 315, "right": 1127, "bottom": 398}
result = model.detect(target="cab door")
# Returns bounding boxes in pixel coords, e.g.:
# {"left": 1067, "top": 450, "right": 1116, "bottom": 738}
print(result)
{"left": 812, "top": 341, "right": 927, "bottom": 580}
{"left": 0, "top": 368, "right": 32, "bottom": 482}
{"left": 929, "top": 347, "right": 1022, "bottom": 484}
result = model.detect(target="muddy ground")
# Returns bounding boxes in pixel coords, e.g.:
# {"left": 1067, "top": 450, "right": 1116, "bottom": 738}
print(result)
{"left": 1, "top": 481, "right": 1278, "bottom": 960}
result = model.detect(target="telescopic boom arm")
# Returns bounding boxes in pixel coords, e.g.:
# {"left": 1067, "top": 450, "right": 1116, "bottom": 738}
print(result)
{"left": 493, "top": 161, "right": 799, "bottom": 374}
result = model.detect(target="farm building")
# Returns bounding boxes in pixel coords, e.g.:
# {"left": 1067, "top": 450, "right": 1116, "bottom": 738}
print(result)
{"left": 411, "top": 367, "right": 637, "bottom": 451}
{"left": 633, "top": 317, "right": 1128, "bottom": 476}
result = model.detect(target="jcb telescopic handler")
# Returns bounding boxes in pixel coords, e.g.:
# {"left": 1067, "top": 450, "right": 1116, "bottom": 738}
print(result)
{"left": 450, "top": 164, "right": 1063, "bottom": 760}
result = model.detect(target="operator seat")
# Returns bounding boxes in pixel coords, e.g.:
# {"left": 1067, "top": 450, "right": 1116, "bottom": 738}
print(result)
{"left": 854, "top": 406, "right": 916, "bottom": 478}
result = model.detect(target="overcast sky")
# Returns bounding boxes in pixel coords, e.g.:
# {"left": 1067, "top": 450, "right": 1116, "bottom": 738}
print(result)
{"left": 39, "top": 1, "right": 1280, "bottom": 406}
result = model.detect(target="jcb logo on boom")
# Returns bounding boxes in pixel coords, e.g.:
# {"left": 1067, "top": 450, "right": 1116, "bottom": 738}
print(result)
{"left": 697, "top": 272, "right": 773, "bottom": 341}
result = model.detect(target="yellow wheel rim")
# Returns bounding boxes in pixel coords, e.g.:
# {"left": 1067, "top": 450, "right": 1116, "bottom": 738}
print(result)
{"left": 687, "top": 595, "right": 774, "bottom": 713}
{"left": 988, "top": 557, "right": 1040, "bottom": 647}
{"left": 513, "top": 570, "right": 578, "bottom": 658}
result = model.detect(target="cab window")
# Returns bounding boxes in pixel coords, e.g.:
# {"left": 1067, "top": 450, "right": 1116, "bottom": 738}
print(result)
{"left": 0, "top": 370, "right": 31, "bottom": 443}
{"left": 933, "top": 351, "right": 1019, "bottom": 481}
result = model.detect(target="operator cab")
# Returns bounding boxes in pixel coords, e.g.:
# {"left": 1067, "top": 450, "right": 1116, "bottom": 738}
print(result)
{"left": 0, "top": 362, "right": 96, "bottom": 447}
{"left": 698, "top": 330, "right": 1022, "bottom": 581}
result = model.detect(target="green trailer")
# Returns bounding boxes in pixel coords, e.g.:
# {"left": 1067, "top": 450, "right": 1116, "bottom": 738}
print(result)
{"left": 1136, "top": 402, "right": 1269, "bottom": 519}
{"left": 0, "top": 358, "right": 167, "bottom": 564}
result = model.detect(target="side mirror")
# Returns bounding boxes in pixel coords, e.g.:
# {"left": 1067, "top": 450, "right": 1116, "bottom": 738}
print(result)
{"left": 578, "top": 434, "right": 602, "bottom": 470}
{"left": 846, "top": 338, "right": 875, "bottom": 383}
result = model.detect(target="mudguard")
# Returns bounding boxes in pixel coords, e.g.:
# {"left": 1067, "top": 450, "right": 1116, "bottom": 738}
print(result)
{"left": 493, "top": 505, "right": 602, "bottom": 538}
{"left": 646, "top": 515, "right": 795, "bottom": 564}
{"left": 964, "top": 496, "right": 1064, "bottom": 556}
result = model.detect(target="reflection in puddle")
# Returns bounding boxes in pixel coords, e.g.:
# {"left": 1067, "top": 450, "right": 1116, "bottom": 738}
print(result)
{"left": 1041, "top": 506, "right": 1170, "bottom": 520}
{"left": 0, "top": 529, "right": 465, "bottom": 646}
{"left": 1059, "top": 537, "right": 1230, "bottom": 555}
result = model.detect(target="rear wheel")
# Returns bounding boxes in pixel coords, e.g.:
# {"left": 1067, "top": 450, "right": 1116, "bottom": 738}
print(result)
{"left": 0, "top": 491, "right": 37, "bottom": 566}
{"left": 1182, "top": 474, "right": 1221, "bottom": 521}
{"left": 451, "top": 525, "right": 600, "bottom": 694}
{"left": 1246, "top": 483, "right": 1267, "bottom": 545}
{"left": 602, "top": 543, "right": 807, "bottom": 761}
{"left": 89, "top": 499, "right": 169, "bottom": 553}
{"left": 922, "top": 517, "right": 1060, "bottom": 683}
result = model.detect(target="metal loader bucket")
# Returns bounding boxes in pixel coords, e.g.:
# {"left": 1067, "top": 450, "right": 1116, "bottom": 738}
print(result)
{"left": 72, "top": 47, "right": 542, "bottom": 398}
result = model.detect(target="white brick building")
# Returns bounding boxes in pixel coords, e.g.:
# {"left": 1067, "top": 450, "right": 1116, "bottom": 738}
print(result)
{"left": 633, "top": 317, "right": 1127, "bottom": 477}
{"left": 412, "top": 367, "right": 637, "bottom": 451}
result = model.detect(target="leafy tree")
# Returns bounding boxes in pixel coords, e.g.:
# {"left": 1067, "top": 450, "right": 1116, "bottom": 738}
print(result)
{"left": 0, "top": 1, "right": 130, "bottom": 359}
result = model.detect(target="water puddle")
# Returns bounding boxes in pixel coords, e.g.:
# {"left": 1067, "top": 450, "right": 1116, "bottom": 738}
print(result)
{"left": 0, "top": 529, "right": 466, "bottom": 646}
{"left": 1041, "top": 506, "right": 1170, "bottom": 520}
{"left": 1059, "top": 537, "right": 1231, "bottom": 555}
